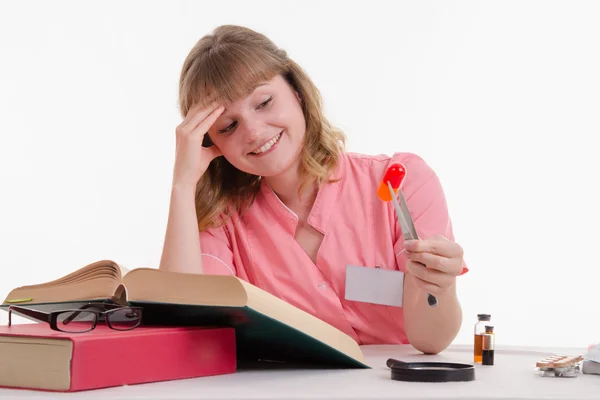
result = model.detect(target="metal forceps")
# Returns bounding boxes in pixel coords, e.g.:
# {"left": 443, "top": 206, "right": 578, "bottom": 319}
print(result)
{"left": 387, "top": 181, "right": 438, "bottom": 307}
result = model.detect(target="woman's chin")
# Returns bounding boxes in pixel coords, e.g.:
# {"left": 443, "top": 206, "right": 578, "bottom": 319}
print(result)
{"left": 257, "top": 158, "right": 299, "bottom": 179}
{"left": 246, "top": 150, "right": 300, "bottom": 178}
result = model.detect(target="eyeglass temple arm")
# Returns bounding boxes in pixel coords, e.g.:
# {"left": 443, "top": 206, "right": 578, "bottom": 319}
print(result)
{"left": 8, "top": 307, "right": 50, "bottom": 327}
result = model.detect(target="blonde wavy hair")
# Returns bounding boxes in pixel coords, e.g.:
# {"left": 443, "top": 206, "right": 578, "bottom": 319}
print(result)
{"left": 179, "top": 25, "right": 346, "bottom": 231}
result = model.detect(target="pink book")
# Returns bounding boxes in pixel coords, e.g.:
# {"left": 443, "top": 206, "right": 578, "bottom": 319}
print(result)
{"left": 0, "top": 323, "right": 236, "bottom": 392}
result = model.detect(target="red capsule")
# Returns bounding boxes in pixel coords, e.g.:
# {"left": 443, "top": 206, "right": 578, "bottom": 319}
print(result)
{"left": 377, "top": 163, "right": 407, "bottom": 201}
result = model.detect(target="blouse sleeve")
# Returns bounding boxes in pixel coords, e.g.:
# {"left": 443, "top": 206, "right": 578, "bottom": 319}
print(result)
{"left": 199, "top": 224, "right": 237, "bottom": 276}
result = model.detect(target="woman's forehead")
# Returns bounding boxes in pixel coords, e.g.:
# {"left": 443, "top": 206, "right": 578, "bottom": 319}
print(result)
{"left": 203, "top": 76, "right": 281, "bottom": 108}
{"left": 195, "top": 78, "right": 267, "bottom": 107}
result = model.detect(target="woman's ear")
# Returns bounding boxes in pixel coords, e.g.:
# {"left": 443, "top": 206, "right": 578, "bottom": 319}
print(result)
{"left": 295, "top": 91, "right": 302, "bottom": 104}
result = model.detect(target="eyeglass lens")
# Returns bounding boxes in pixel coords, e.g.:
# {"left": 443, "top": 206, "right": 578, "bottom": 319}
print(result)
{"left": 56, "top": 311, "right": 97, "bottom": 333}
{"left": 107, "top": 308, "right": 141, "bottom": 330}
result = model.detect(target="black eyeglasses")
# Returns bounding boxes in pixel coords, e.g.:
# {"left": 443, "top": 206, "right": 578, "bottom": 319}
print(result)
{"left": 8, "top": 303, "right": 143, "bottom": 333}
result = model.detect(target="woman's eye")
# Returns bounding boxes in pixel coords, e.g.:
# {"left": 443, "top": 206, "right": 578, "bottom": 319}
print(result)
{"left": 217, "top": 97, "right": 272, "bottom": 134}
{"left": 257, "top": 96, "right": 273, "bottom": 109}
{"left": 219, "top": 121, "right": 237, "bottom": 134}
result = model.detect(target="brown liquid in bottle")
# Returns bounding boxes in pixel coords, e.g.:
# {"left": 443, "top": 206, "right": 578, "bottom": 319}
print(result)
{"left": 482, "top": 326, "right": 495, "bottom": 366}
{"left": 482, "top": 349, "right": 494, "bottom": 365}
{"left": 474, "top": 333, "right": 484, "bottom": 363}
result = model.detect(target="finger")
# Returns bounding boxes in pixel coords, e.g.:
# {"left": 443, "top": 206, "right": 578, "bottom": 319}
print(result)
{"left": 404, "top": 237, "right": 463, "bottom": 258}
{"left": 405, "top": 250, "right": 462, "bottom": 275}
{"left": 411, "top": 274, "right": 446, "bottom": 296}
{"left": 188, "top": 99, "right": 219, "bottom": 118}
{"left": 185, "top": 104, "right": 224, "bottom": 135}
{"left": 405, "top": 259, "right": 453, "bottom": 288}
{"left": 180, "top": 102, "right": 223, "bottom": 134}
{"left": 176, "top": 105, "right": 223, "bottom": 151}
{"left": 193, "top": 106, "right": 225, "bottom": 139}
{"left": 180, "top": 100, "right": 216, "bottom": 128}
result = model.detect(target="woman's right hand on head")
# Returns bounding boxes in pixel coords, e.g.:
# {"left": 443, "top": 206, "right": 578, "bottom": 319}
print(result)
{"left": 172, "top": 101, "right": 225, "bottom": 188}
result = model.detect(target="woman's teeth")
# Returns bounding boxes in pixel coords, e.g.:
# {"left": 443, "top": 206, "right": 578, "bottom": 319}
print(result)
{"left": 251, "top": 132, "right": 282, "bottom": 154}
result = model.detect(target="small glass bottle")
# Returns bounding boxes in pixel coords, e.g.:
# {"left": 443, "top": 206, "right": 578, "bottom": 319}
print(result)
{"left": 482, "top": 325, "right": 495, "bottom": 365}
{"left": 474, "top": 314, "right": 491, "bottom": 363}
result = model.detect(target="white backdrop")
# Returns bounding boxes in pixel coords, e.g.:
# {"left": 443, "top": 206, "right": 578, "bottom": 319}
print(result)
{"left": 1, "top": 0, "right": 598, "bottom": 348}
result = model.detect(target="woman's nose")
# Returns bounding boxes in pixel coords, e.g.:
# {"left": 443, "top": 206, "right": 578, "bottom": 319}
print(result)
{"left": 243, "top": 119, "right": 263, "bottom": 144}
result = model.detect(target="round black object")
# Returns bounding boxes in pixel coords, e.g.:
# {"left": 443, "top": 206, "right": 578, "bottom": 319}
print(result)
{"left": 387, "top": 358, "right": 475, "bottom": 382}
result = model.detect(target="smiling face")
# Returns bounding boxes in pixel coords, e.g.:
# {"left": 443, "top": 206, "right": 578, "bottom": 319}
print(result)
{"left": 207, "top": 74, "right": 306, "bottom": 178}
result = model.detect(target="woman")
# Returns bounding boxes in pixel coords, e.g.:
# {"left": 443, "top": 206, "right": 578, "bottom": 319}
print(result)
{"left": 159, "top": 24, "right": 468, "bottom": 354}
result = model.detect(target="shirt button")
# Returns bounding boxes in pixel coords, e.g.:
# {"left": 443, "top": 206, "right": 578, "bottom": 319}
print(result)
{"left": 317, "top": 282, "right": 328, "bottom": 289}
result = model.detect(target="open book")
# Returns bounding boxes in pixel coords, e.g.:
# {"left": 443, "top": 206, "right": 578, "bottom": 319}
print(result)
{"left": 1, "top": 260, "right": 367, "bottom": 368}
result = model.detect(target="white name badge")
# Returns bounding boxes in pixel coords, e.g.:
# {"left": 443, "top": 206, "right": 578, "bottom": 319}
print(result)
{"left": 344, "top": 265, "right": 404, "bottom": 307}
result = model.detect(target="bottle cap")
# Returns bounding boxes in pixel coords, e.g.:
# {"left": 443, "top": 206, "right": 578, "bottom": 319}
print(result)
{"left": 485, "top": 325, "right": 494, "bottom": 332}
{"left": 477, "top": 314, "right": 491, "bottom": 321}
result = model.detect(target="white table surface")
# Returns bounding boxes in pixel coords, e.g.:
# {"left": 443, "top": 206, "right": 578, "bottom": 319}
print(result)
{"left": 1, "top": 344, "right": 598, "bottom": 400}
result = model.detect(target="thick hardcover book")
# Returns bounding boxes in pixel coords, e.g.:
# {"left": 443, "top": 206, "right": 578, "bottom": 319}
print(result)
{"left": 0, "top": 323, "right": 236, "bottom": 392}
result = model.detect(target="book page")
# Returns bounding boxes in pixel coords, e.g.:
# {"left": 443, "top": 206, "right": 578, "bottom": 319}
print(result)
{"left": 2, "top": 260, "right": 124, "bottom": 305}
{"left": 117, "top": 263, "right": 131, "bottom": 277}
